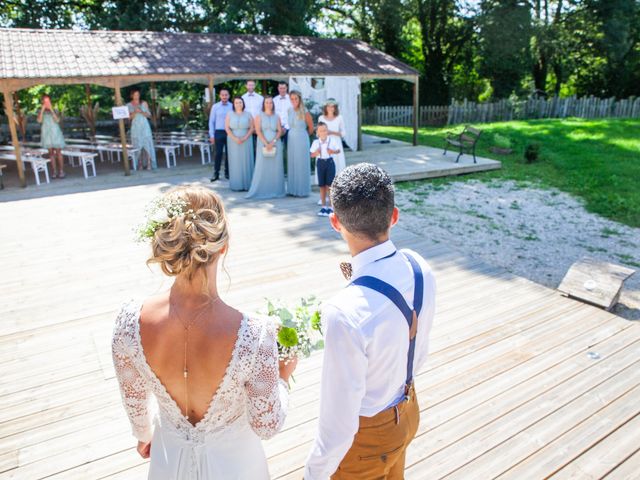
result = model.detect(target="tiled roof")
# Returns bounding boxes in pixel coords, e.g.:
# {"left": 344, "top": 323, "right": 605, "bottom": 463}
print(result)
{"left": 0, "top": 29, "right": 418, "bottom": 81}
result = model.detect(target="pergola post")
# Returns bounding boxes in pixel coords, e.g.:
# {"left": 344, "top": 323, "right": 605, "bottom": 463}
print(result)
{"left": 150, "top": 81, "right": 158, "bottom": 130}
{"left": 84, "top": 84, "right": 96, "bottom": 140}
{"left": 114, "top": 81, "right": 131, "bottom": 175}
{"left": 357, "top": 91, "right": 363, "bottom": 151}
{"left": 412, "top": 76, "right": 419, "bottom": 146}
{"left": 3, "top": 90, "right": 26, "bottom": 187}
{"left": 208, "top": 75, "right": 215, "bottom": 113}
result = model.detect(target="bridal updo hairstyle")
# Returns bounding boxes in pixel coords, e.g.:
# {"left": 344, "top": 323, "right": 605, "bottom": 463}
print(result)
{"left": 147, "top": 186, "right": 229, "bottom": 280}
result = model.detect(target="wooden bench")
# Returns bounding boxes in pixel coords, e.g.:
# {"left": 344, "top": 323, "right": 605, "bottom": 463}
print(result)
{"left": 0, "top": 152, "right": 51, "bottom": 185}
{"left": 155, "top": 143, "right": 180, "bottom": 168}
{"left": 443, "top": 126, "right": 482, "bottom": 163}
{"left": 62, "top": 149, "right": 98, "bottom": 178}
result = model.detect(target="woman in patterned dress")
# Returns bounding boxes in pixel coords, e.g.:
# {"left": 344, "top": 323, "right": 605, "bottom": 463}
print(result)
{"left": 37, "top": 95, "right": 66, "bottom": 178}
{"left": 127, "top": 89, "right": 157, "bottom": 170}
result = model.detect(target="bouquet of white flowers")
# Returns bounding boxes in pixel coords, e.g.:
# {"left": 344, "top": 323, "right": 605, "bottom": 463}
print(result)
{"left": 264, "top": 296, "right": 324, "bottom": 364}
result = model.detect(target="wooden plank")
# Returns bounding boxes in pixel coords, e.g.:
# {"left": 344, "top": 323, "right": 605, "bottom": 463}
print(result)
{"left": 550, "top": 412, "right": 640, "bottom": 479}
{"left": 601, "top": 446, "right": 640, "bottom": 479}
{"left": 558, "top": 257, "right": 635, "bottom": 310}
{"left": 445, "top": 362, "right": 640, "bottom": 479}
{"left": 404, "top": 336, "right": 640, "bottom": 478}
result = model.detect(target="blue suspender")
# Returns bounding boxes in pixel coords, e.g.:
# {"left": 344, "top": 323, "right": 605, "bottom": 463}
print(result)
{"left": 350, "top": 250, "right": 424, "bottom": 399}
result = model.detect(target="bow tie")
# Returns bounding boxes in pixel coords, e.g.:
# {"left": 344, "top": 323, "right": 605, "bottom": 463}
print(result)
{"left": 340, "top": 262, "right": 353, "bottom": 280}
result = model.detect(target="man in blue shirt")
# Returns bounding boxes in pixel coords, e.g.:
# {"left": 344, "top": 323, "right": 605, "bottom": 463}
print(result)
{"left": 208, "top": 88, "right": 232, "bottom": 181}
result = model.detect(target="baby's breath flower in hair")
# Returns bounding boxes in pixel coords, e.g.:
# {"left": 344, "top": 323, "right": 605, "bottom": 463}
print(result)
{"left": 135, "top": 195, "right": 189, "bottom": 242}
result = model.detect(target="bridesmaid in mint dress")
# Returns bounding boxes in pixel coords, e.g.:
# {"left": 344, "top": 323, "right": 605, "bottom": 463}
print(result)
{"left": 127, "top": 89, "right": 157, "bottom": 170}
{"left": 37, "top": 95, "right": 66, "bottom": 178}
{"left": 287, "top": 91, "right": 314, "bottom": 197}
{"left": 226, "top": 97, "right": 255, "bottom": 191}
{"left": 247, "top": 96, "right": 285, "bottom": 199}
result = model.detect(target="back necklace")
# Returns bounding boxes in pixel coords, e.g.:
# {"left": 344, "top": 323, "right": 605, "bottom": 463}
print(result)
{"left": 170, "top": 295, "right": 222, "bottom": 421}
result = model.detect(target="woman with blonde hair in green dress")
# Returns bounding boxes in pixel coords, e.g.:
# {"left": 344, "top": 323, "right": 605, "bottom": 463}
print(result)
{"left": 128, "top": 89, "right": 157, "bottom": 170}
{"left": 37, "top": 95, "right": 66, "bottom": 178}
{"left": 286, "top": 91, "right": 314, "bottom": 197}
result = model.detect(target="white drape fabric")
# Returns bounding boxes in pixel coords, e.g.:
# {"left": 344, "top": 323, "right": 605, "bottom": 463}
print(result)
{"left": 289, "top": 76, "right": 360, "bottom": 151}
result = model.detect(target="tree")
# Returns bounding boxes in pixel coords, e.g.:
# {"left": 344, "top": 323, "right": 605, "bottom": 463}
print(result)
{"left": 413, "top": 0, "right": 475, "bottom": 104}
{"left": 479, "top": 0, "right": 532, "bottom": 99}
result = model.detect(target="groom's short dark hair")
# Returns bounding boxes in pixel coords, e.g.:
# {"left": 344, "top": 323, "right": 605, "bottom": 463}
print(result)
{"left": 330, "top": 163, "right": 395, "bottom": 240}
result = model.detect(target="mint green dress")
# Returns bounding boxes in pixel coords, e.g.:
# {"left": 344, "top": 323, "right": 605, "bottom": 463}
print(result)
{"left": 227, "top": 111, "right": 255, "bottom": 191}
{"left": 40, "top": 112, "right": 66, "bottom": 149}
{"left": 128, "top": 102, "right": 157, "bottom": 169}
{"left": 287, "top": 110, "right": 311, "bottom": 197}
{"left": 246, "top": 113, "right": 285, "bottom": 199}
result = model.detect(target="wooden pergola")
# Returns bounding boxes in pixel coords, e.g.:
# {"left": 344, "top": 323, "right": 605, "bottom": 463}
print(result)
{"left": 0, "top": 28, "right": 420, "bottom": 187}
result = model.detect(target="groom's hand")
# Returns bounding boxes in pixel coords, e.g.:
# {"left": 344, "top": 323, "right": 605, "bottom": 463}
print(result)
{"left": 137, "top": 440, "right": 151, "bottom": 459}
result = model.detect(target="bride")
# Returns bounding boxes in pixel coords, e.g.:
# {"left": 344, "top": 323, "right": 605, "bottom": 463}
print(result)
{"left": 112, "top": 185, "right": 296, "bottom": 479}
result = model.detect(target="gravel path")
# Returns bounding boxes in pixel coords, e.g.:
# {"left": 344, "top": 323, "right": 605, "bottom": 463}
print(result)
{"left": 396, "top": 179, "right": 640, "bottom": 320}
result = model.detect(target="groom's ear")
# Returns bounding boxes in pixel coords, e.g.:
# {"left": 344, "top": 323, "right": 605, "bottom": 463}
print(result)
{"left": 329, "top": 212, "right": 341, "bottom": 233}
{"left": 390, "top": 207, "right": 399, "bottom": 228}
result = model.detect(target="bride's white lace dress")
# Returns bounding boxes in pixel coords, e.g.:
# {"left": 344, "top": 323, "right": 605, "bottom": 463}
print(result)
{"left": 112, "top": 300, "right": 289, "bottom": 479}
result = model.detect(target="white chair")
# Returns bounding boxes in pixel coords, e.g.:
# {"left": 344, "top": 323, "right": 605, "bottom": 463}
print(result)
{"left": 63, "top": 150, "right": 98, "bottom": 178}
{"left": 26, "top": 157, "right": 51, "bottom": 185}
{"left": 156, "top": 144, "right": 179, "bottom": 168}
{"left": 196, "top": 142, "right": 212, "bottom": 165}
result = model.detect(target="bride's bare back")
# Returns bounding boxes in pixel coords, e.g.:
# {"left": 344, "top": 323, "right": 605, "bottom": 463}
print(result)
{"left": 140, "top": 292, "right": 243, "bottom": 425}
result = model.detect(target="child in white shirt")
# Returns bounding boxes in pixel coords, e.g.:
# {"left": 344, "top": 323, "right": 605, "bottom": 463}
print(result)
{"left": 310, "top": 122, "right": 342, "bottom": 217}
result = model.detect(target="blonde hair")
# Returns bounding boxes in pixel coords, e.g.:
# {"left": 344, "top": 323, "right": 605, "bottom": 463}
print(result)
{"left": 289, "top": 90, "right": 307, "bottom": 120}
{"left": 147, "top": 185, "right": 229, "bottom": 281}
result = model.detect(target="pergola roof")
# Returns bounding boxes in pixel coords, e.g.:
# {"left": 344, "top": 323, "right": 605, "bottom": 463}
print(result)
{"left": 0, "top": 28, "right": 419, "bottom": 90}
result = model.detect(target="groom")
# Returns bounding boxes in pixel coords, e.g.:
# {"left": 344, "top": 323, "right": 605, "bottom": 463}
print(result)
{"left": 304, "top": 164, "right": 436, "bottom": 479}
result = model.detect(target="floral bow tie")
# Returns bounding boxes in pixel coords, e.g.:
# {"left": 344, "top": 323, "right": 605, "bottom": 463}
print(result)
{"left": 340, "top": 262, "right": 353, "bottom": 280}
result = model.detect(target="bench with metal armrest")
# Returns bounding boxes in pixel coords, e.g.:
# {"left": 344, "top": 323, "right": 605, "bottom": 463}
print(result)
{"left": 444, "top": 126, "right": 482, "bottom": 163}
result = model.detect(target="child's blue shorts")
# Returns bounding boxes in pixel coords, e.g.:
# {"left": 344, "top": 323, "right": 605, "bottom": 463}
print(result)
{"left": 317, "top": 157, "right": 336, "bottom": 187}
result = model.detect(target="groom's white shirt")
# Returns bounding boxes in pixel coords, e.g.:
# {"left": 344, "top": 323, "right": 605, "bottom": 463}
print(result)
{"left": 304, "top": 240, "right": 436, "bottom": 479}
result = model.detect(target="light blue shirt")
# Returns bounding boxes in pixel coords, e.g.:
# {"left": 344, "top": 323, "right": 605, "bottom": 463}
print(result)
{"left": 208, "top": 101, "right": 233, "bottom": 137}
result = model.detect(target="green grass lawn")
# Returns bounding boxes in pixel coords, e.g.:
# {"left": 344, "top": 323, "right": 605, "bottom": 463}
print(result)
{"left": 363, "top": 118, "right": 640, "bottom": 228}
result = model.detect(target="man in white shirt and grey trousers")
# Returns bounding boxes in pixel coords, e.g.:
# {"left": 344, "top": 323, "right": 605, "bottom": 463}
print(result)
{"left": 304, "top": 163, "right": 436, "bottom": 479}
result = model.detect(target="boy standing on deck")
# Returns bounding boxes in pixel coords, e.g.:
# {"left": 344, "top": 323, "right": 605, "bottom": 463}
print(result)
{"left": 310, "top": 122, "right": 342, "bottom": 217}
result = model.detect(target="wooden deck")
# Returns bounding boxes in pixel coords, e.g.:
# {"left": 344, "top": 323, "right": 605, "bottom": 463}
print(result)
{"left": 0, "top": 134, "right": 500, "bottom": 195}
{"left": 0, "top": 175, "right": 638, "bottom": 479}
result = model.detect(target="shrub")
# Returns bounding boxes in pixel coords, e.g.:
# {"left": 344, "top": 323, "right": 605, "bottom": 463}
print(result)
{"left": 524, "top": 143, "right": 541, "bottom": 163}
{"left": 493, "top": 133, "right": 512, "bottom": 149}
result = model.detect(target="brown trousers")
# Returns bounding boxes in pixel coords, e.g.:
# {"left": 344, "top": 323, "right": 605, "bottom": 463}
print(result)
{"left": 331, "top": 387, "right": 420, "bottom": 480}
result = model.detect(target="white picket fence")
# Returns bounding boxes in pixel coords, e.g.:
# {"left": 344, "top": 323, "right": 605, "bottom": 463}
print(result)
{"left": 363, "top": 95, "right": 640, "bottom": 126}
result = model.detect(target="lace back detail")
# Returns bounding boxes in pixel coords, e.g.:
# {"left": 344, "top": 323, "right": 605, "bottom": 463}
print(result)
{"left": 112, "top": 301, "right": 288, "bottom": 444}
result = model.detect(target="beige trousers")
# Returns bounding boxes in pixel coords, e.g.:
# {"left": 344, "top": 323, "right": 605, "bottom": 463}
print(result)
{"left": 331, "top": 387, "right": 420, "bottom": 480}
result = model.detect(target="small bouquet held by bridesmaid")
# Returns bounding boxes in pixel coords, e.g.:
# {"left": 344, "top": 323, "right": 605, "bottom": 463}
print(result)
{"left": 264, "top": 296, "right": 324, "bottom": 364}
